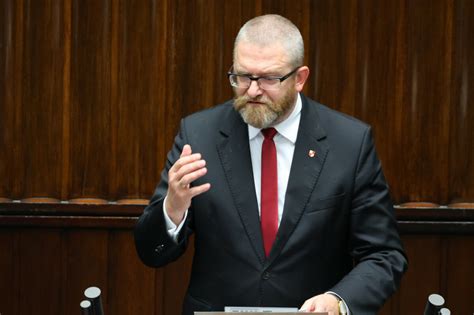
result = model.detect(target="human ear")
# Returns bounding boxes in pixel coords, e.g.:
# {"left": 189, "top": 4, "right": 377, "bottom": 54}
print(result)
{"left": 295, "top": 66, "right": 310, "bottom": 92}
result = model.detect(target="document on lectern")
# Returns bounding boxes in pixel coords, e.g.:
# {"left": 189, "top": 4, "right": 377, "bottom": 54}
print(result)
{"left": 194, "top": 306, "right": 328, "bottom": 314}
{"left": 225, "top": 306, "right": 299, "bottom": 312}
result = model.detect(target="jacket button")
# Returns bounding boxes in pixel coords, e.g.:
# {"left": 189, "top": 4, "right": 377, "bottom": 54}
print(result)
{"left": 262, "top": 272, "right": 271, "bottom": 280}
{"left": 154, "top": 244, "right": 165, "bottom": 253}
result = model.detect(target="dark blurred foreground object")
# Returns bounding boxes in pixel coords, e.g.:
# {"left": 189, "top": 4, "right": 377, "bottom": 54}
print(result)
{"left": 80, "top": 286, "right": 105, "bottom": 315}
{"left": 80, "top": 300, "right": 92, "bottom": 315}
{"left": 423, "top": 293, "right": 450, "bottom": 315}
{"left": 438, "top": 308, "right": 451, "bottom": 315}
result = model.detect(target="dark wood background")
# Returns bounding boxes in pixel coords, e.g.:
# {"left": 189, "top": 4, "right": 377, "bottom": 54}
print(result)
{"left": 1, "top": 0, "right": 473, "bottom": 314}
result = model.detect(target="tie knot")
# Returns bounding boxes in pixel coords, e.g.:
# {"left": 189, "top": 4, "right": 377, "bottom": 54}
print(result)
{"left": 262, "top": 128, "right": 277, "bottom": 140}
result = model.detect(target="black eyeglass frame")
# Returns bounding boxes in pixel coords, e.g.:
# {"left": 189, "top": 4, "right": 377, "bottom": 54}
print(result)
{"left": 227, "top": 66, "right": 301, "bottom": 89}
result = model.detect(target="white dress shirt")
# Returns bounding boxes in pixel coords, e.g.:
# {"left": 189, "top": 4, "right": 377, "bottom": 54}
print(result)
{"left": 247, "top": 94, "right": 301, "bottom": 224}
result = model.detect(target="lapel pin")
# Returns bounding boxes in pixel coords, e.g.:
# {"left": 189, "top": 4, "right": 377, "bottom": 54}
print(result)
{"left": 308, "top": 150, "right": 316, "bottom": 158}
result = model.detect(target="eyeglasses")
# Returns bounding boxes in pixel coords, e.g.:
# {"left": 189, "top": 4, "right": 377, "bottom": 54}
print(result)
{"left": 227, "top": 66, "right": 300, "bottom": 90}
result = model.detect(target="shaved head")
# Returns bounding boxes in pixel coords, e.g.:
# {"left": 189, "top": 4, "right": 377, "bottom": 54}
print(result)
{"left": 234, "top": 14, "right": 304, "bottom": 68}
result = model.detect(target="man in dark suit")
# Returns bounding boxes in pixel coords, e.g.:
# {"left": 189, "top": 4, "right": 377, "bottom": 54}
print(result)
{"left": 135, "top": 14, "right": 407, "bottom": 315}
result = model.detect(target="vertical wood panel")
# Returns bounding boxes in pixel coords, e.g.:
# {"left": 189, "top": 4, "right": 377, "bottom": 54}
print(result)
{"left": 108, "top": 230, "right": 158, "bottom": 315}
{"left": 0, "top": 0, "right": 19, "bottom": 198}
{"left": 445, "top": 236, "right": 474, "bottom": 314}
{"left": 0, "top": 230, "right": 19, "bottom": 314}
{"left": 398, "top": 236, "right": 443, "bottom": 315}
{"left": 162, "top": 0, "right": 187, "bottom": 160}
{"left": 309, "top": 0, "right": 358, "bottom": 115}
{"left": 155, "top": 264, "right": 165, "bottom": 315}
{"left": 69, "top": 0, "right": 112, "bottom": 199}
{"left": 18, "top": 230, "right": 62, "bottom": 314}
{"left": 449, "top": 0, "right": 474, "bottom": 203}
{"left": 20, "top": 0, "right": 65, "bottom": 199}
{"left": 218, "top": 1, "right": 246, "bottom": 103}
{"left": 166, "top": 0, "right": 226, "bottom": 118}
{"left": 353, "top": 0, "right": 403, "bottom": 197}
{"left": 61, "top": 0, "right": 72, "bottom": 200}
{"left": 61, "top": 230, "right": 109, "bottom": 315}
{"left": 112, "top": 0, "right": 169, "bottom": 199}
{"left": 397, "top": 0, "right": 453, "bottom": 204}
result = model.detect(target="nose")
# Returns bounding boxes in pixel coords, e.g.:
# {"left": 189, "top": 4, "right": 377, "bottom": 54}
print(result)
{"left": 246, "top": 80, "right": 263, "bottom": 98}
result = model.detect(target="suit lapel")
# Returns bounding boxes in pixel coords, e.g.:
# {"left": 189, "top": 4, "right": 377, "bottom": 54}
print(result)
{"left": 266, "top": 95, "right": 329, "bottom": 265}
{"left": 216, "top": 109, "right": 266, "bottom": 264}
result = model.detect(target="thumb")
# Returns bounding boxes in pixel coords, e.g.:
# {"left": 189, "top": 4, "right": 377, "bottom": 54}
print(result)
{"left": 299, "top": 301, "right": 314, "bottom": 312}
{"left": 181, "top": 144, "right": 192, "bottom": 157}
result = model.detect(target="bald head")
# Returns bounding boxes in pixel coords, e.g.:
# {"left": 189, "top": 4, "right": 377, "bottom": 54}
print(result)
{"left": 233, "top": 14, "right": 304, "bottom": 68}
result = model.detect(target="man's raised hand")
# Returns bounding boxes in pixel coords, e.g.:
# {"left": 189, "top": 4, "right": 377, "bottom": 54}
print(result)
{"left": 165, "top": 144, "right": 211, "bottom": 225}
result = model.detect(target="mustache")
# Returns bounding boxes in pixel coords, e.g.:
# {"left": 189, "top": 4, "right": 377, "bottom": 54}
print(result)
{"left": 234, "top": 95, "right": 270, "bottom": 109}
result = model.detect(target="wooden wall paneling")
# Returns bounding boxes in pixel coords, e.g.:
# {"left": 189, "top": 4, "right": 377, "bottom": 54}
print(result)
{"left": 0, "top": 1, "right": 18, "bottom": 197}
{"left": 1, "top": 0, "right": 24, "bottom": 200}
{"left": 69, "top": 0, "right": 112, "bottom": 199}
{"left": 18, "top": 0, "right": 65, "bottom": 199}
{"left": 60, "top": 229, "right": 109, "bottom": 315}
{"left": 190, "top": 1, "right": 227, "bottom": 111}
{"left": 353, "top": 0, "right": 404, "bottom": 203}
{"left": 449, "top": 0, "right": 474, "bottom": 204}
{"left": 0, "top": 0, "right": 18, "bottom": 199}
{"left": 308, "top": 0, "right": 358, "bottom": 115}
{"left": 61, "top": 0, "right": 72, "bottom": 200}
{"left": 162, "top": 0, "right": 187, "bottom": 156}
{"left": 259, "top": 0, "right": 312, "bottom": 38}
{"left": 397, "top": 235, "right": 443, "bottom": 315}
{"left": 239, "top": 0, "right": 263, "bottom": 20}
{"left": 108, "top": 230, "right": 159, "bottom": 315}
{"left": 217, "top": 1, "right": 243, "bottom": 103}
{"left": 155, "top": 264, "right": 165, "bottom": 315}
{"left": 172, "top": 0, "right": 224, "bottom": 115}
{"left": 260, "top": 0, "right": 311, "bottom": 74}
{"left": 445, "top": 236, "right": 474, "bottom": 314}
{"left": 0, "top": 229, "right": 19, "bottom": 314}
{"left": 1, "top": 0, "right": 471, "bottom": 205}
{"left": 18, "top": 229, "right": 62, "bottom": 314}
{"left": 398, "top": 0, "right": 453, "bottom": 204}
{"left": 112, "top": 0, "right": 169, "bottom": 200}
{"left": 163, "top": 239, "right": 194, "bottom": 315}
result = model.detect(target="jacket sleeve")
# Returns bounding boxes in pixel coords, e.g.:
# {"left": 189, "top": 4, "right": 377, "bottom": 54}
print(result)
{"left": 134, "top": 118, "right": 195, "bottom": 268}
{"left": 330, "top": 127, "right": 408, "bottom": 315}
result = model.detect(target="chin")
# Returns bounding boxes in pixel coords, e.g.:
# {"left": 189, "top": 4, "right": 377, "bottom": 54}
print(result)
{"left": 239, "top": 107, "right": 277, "bottom": 129}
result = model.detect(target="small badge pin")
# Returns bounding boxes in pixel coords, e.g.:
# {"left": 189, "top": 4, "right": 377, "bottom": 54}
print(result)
{"left": 308, "top": 150, "right": 316, "bottom": 158}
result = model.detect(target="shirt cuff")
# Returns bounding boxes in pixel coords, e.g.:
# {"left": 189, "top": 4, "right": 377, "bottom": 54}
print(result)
{"left": 163, "top": 196, "right": 188, "bottom": 243}
{"left": 326, "top": 291, "right": 350, "bottom": 315}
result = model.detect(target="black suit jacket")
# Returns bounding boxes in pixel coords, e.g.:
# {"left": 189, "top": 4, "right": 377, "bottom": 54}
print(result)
{"left": 135, "top": 94, "right": 407, "bottom": 315}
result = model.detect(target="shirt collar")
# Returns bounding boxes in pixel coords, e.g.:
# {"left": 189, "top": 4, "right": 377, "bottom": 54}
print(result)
{"left": 248, "top": 93, "right": 302, "bottom": 144}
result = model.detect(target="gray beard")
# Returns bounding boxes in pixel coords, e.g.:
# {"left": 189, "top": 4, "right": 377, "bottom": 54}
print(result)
{"left": 237, "top": 105, "right": 278, "bottom": 129}
{"left": 233, "top": 91, "right": 297, "bottom": 129}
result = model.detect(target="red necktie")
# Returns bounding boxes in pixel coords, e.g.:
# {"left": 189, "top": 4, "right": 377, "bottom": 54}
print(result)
{"left": 261, "top": 128, "right": 278, "bottom": 257}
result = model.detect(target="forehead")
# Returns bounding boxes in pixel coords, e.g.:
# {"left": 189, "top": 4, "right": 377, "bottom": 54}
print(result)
{"left": 234, "top": 41, "right": 290, "bottom": 74}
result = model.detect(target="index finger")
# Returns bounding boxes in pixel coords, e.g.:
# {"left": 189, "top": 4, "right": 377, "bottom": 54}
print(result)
{"left": 171, "top": 152, "right": 203, "bottom": 173}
